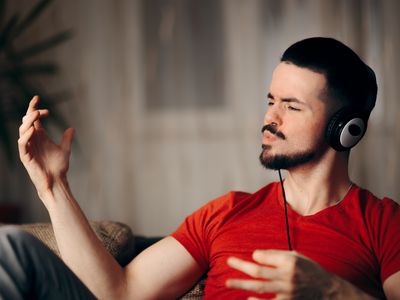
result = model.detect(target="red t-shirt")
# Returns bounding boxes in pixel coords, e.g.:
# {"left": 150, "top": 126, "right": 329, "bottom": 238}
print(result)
{"left": 171, "top": 182, "right": 400, "bottom": 299}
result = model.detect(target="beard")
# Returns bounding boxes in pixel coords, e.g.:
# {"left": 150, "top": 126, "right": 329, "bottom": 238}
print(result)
{"left": 259, "top": 144, "right": 316, "bottom": 170}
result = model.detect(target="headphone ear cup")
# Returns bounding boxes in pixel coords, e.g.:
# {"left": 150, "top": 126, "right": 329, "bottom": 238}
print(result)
{"left": 325, "top": 108, "right": 367, "bottom": 151}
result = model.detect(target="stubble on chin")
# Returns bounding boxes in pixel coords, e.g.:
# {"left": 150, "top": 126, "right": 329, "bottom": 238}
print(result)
{"left": 259, "top": 145, "right": 316, "bottom": 170}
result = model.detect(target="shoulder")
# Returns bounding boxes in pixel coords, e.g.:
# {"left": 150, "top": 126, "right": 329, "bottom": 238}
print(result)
{"left": 340, "top": 185, "right": 400, "bottom": 236}
{"left": 350, "top": 185, "right": 400, "bottom": 247}
{"left": 351, "top": 185, "right": 399, "bottom": 215}
{"left": 351, "top": 187, "right": 400, "bottom": 283}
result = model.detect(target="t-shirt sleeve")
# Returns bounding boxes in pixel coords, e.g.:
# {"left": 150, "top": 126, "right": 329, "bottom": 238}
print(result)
{"left": 372, "top": 198, "right": 400, "bottom": 282}
{"left": 170, "top": 193, "right": 233, "bottom": 271}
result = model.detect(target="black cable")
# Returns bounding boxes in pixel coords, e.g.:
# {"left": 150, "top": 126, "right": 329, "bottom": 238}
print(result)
{"left": 278, "top": 169, "right": 293, "bottom": 251}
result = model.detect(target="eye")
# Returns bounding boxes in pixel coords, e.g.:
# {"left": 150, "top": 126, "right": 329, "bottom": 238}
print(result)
{"left": 288, "top": 106, "right": 301, "bottom": 111}
{"left": 284, "top": 103, "right": 300, "bottom": 111}
{"left": 267, "top": 101, "right": 274, "bottom": 106}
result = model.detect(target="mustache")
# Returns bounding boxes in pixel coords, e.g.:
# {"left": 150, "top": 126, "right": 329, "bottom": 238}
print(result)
{"left": 261, "top": 124, "right": 286, "bottom": 140}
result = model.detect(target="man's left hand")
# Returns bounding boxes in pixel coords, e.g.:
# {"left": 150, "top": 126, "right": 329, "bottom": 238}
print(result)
{"left": 226, "top": 249, "right": 336, "bottom": 299}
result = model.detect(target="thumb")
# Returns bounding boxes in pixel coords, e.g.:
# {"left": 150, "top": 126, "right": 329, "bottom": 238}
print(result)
{"left": 61, "top": 128, "right": 75, "bottom": 152}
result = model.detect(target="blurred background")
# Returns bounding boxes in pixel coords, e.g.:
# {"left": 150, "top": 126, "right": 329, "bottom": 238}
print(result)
{"left": 0, "top": 0, "right": 399, "bottom": 236}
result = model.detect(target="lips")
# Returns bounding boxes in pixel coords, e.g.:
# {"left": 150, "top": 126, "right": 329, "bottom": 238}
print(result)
{"left": 263, "top": 130, "right": 278, "bottom": 143}
{"left": 261, "top": 124, "right": 286, "bottom": 141}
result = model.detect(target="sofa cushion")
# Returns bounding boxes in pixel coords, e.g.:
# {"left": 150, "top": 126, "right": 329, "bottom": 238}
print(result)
{"left": 179, "top": 279, "right": 206, "bottom": 299}
{"left": 17, "top": 220, "right": 136, "bottom": 266}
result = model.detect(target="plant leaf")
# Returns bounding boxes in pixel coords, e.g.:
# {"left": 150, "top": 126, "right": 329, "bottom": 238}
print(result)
{"left": 0, "top": 0, "right": 6, "bottom": 27}
{"left": 13, "top": 0, "right": 54, "bottom": 38}
{"left": 15, "top": 30, "right": 72, "bottom": 59}
{"left": 0, "top": 13, "right": 19, "bottom": 49}
{"left": 4, "top": 62, "right": 59, "bottom": 76}
{"left": 0, "top": 0, "right": 72, "bottom": 164}
{"left": 7, "top": 73, "right": 37, "bottom": 117}
{"left": 0, "top": 112, "right": 14, "bottom": 164}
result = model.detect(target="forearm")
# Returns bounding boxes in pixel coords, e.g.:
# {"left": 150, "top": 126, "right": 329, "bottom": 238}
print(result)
{"left": 42, "top": 177, "right": 127, "bottom": 299}
{"left": 327, "top": 275, "right": 377, "bottom": 300}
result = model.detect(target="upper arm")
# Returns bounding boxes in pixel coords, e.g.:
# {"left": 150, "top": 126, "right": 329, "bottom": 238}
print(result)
{"left": 383, "top": 271, "right": 400, "bottom": 300}
{"left": 124, "top": 236, "right": 206, "bottom": 299}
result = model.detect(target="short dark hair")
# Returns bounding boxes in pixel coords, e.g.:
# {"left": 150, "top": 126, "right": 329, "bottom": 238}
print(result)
{"left": 281, "top": 37, "right": 377, "bottom": 118}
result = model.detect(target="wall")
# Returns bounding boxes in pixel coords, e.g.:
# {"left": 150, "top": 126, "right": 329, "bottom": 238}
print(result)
{"left": 2, "top": 0, "right": 399, "bottom": 235}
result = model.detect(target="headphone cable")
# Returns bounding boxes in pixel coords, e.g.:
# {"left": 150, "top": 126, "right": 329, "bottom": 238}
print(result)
{"left": 278, "top": 169, "right": 293, "bottom": 251}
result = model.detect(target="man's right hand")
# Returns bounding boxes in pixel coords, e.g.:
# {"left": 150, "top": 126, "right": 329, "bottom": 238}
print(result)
{"left": 18, "top": 95, "right": 75, "bottom": 200}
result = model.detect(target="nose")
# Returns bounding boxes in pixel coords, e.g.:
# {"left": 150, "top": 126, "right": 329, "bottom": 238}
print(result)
{"left": 263, "top": 104, "right": 282, "bottom": 126}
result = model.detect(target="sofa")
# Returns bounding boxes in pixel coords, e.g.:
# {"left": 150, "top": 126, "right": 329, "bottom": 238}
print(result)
{"left": 0, "top": 221, "right": 205, "bottom": 299}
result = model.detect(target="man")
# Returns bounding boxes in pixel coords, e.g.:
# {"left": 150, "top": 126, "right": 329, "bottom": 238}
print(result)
{"left": 1, "top": 37, "right": 399, "bottom": 299}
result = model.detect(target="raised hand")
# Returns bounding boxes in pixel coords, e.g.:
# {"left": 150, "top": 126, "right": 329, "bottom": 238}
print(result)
{"left": 226, "top": 250, "right": 335, "bottom": 300}
{"left": 18, "top": 96, "right": 75, "bottom": 199}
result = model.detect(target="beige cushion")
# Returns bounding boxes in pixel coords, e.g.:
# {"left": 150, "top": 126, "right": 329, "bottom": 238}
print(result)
{"left": 179, "top": 279, "right": 206, "bottom": 299}
{"left": 17, "top": 220, "right": 135, "bottom": 266}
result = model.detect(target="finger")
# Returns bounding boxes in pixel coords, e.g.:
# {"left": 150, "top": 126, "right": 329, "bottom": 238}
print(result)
{"left": 252, "top": 250, "right": 298, "bottom": 268}
{"left": 248, "top": 297, "right": 269, "bottom": 300}
{"left": 227, "top": 257, "right": 279, "bottom": 280}
{"left": 33, "top": 109, "right": 49, "bottom": 129}
{"left": 25, "top": 96, "right": 47, "bottom": 129}
{"left": 226, "top": 278, "right": 283, "bottom": 294}
{"left": 61, "top": 128, "right": 75, "bottom": 152}
{"left": 18, "top": 126, "right": 35, "bottom": 157}
{"left": 20, "top": 110, "right": 50, "bottom": 136}
{"left": 271, "top": 295, "right": 290, "bottom": 300}
{"left": 21, "top": 109, "right": 49, "bottom": 125}
{"left": 26, "top": 95, "right": 40, "bottom": 115}
{"left": 19, "top": 111, "right": 40, "bottom": 137}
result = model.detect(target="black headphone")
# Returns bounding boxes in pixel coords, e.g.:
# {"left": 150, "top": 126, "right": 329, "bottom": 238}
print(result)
{"left": 325, "top": 63, "right": 378, "bottom": 152}
{"left": 325, "top": 86, "right": 376, "bottom": 151}
{"left": 325, "top": 106, "right": 368, "bottom": 151}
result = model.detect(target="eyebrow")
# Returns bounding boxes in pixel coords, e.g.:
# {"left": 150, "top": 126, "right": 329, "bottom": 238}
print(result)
{"left": 267, "top": 92, "right": 306, "bottom": 105}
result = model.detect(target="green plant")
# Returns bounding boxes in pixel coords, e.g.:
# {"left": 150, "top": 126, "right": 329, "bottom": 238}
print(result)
{"left": 0, "top": 0, "right": 72, "bottom": 163}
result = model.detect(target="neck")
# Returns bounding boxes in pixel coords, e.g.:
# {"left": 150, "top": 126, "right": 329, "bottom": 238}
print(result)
{"left": 281, "top": 150, "right": 352, "bottom": 216}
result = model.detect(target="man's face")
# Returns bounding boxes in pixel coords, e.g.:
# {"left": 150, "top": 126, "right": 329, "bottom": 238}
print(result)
{"left": 260, "top": 62, "right": 330, "bottom": 170}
